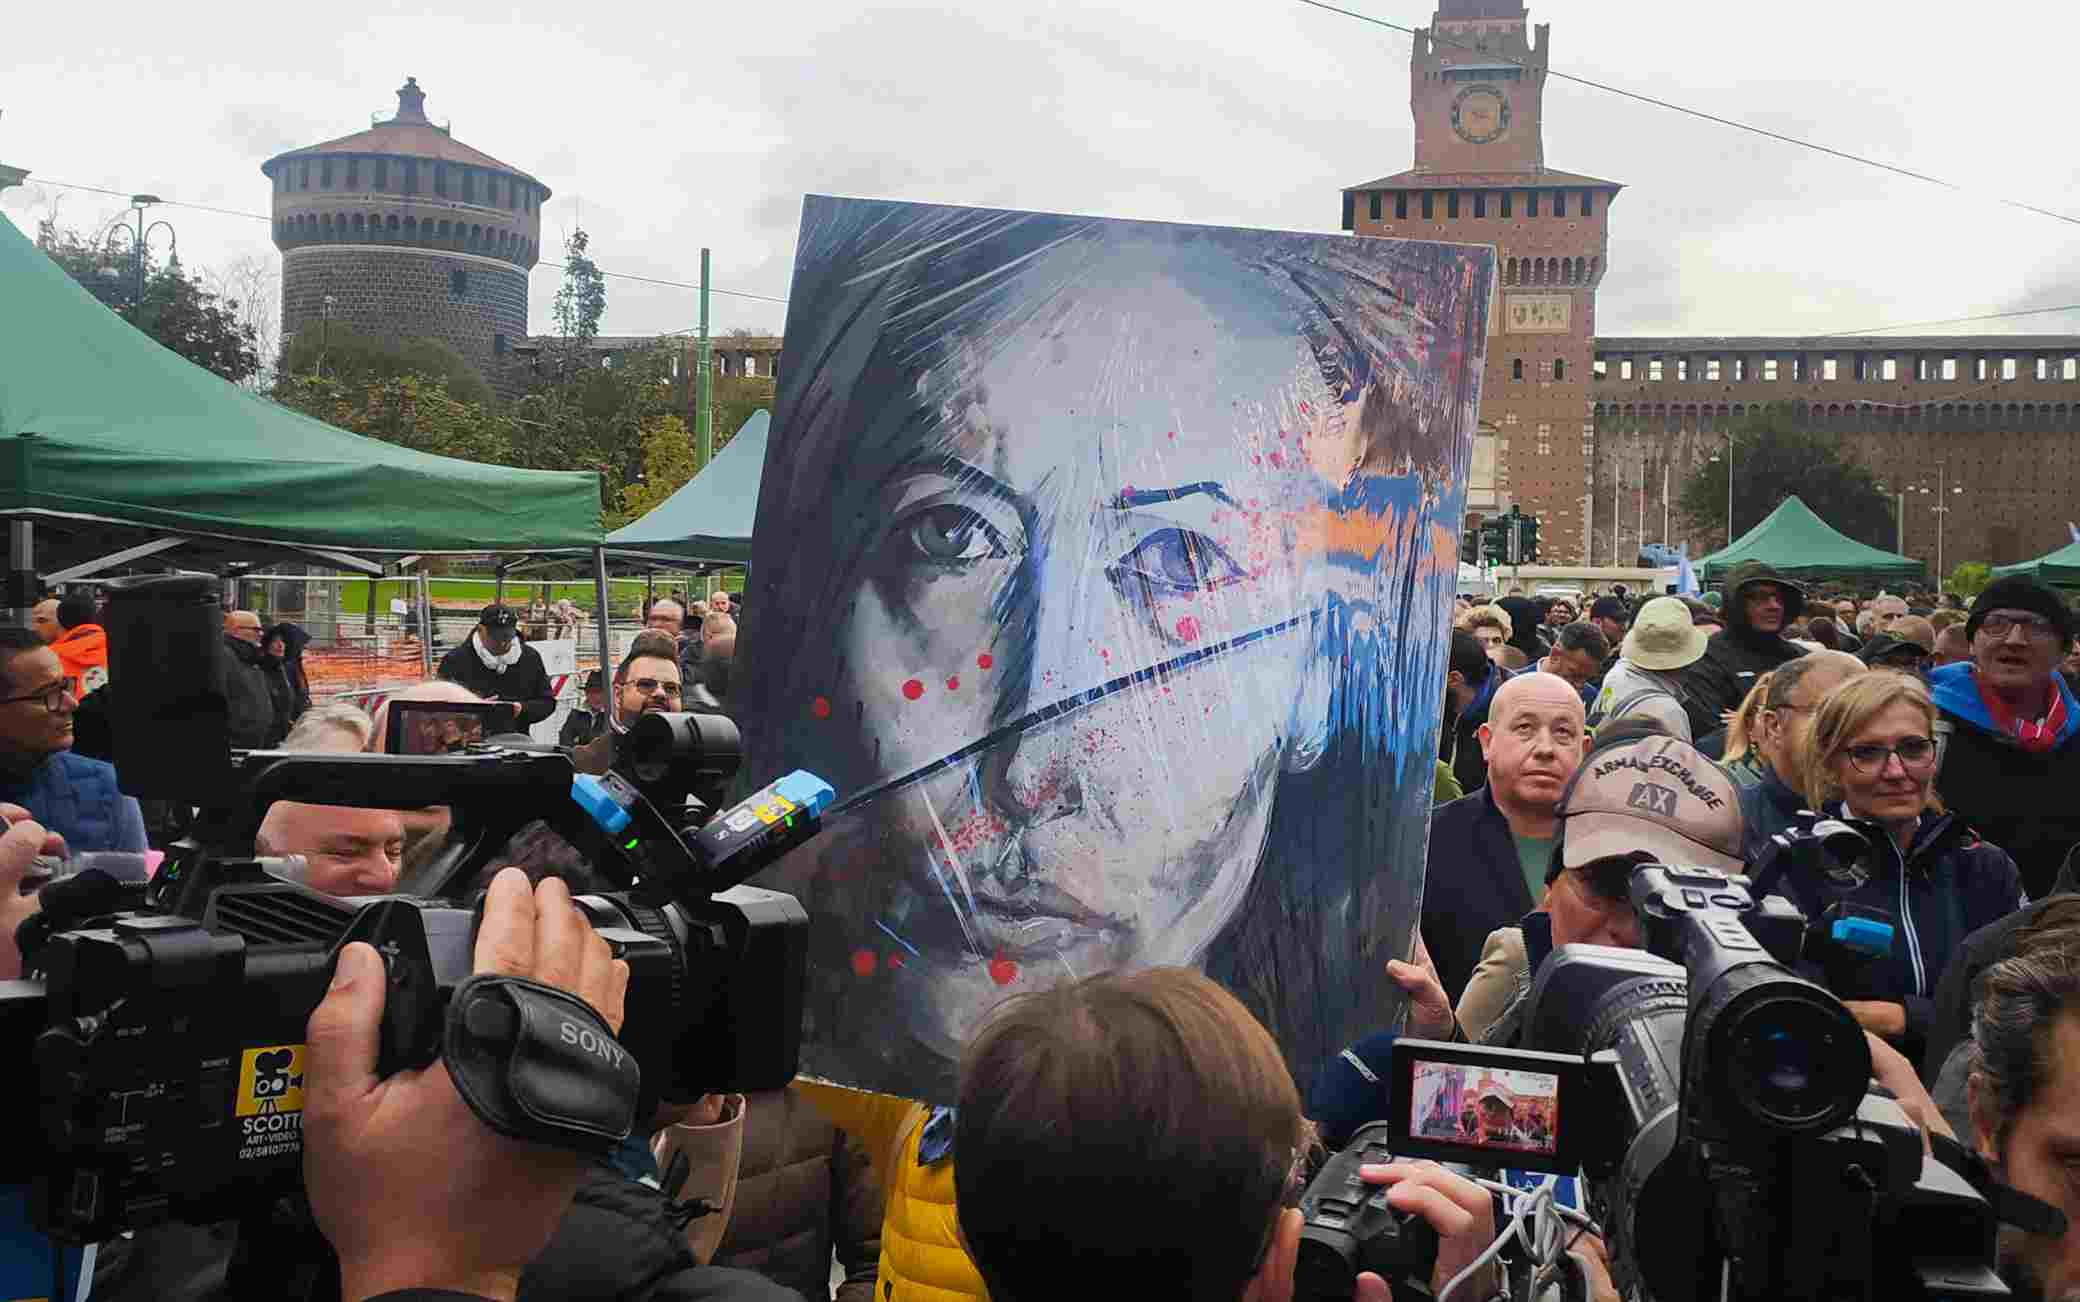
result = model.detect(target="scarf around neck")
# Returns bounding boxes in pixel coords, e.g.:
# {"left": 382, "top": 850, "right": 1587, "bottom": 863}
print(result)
{"left": 1975, "top": 674, "right": 2069, "bottom": 753}
{"left": 472, "top": 629, "right": 523, "bottom": 675}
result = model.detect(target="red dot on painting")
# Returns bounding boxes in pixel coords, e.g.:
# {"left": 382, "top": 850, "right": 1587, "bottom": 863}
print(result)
{"left": 977, "top": 653, "right": 994, "bottom": 670}
{"left": 810, "top": 696, "right": 832, "bottom": 719}
{"left": 1268, "top": 451, "right": 1285, "bottom": 468}
{"left": 850, "top": 949, "right": 877, "bottom": 978}
{"left": 1167, "top": 430, "right": 1177, "bottom": 440}
{"left": 1175, "top": 616, "right": 1202, "bottom": 643}
{"left": 888, "top": 952, "right": 905, "bottom": 969}
{"left": 989, "top": 952, "right": 1019, "bottom": 986}
{"left": 945, "top": 675, "right": 960, "bottom": 691}
{"left": 901, "top": 679, "right": 925, "bottom": 701}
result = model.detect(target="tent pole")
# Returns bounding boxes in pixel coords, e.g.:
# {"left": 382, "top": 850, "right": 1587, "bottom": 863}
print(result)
{"left": 418, "top": 571, "right": 433, "bottom": 679}
{"left": 593, "top": 547, "right": 611, "bottom": 690}
{"left": 494, "top": 565, "right": 506, "bottom": 605}
{"left": 364, "top": 575, "right": 377, "bottom": 637}
{"left": 5, "top": 520, "right": 33, "bottom": 629}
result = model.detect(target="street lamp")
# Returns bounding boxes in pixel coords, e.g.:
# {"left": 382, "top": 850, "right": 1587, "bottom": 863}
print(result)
{"left": 99, "top": 193, "right": 175, "bottom": 326}
{"left": 1707, "top": 429, "right": 1736, "bottom": 548}
{"left": 1916, "top": 462, "right": 1964, "bottom": 588}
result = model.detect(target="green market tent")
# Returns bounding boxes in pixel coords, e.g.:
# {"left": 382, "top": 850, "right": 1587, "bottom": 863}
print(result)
{"left": 1993, "top": 538, "right": 2080, "bottom": 588}
{"left": 0, "top": 214, "right": 600, "bottom": 579}
{"left": 600, "top": 410, "right": 767, "bottom": 567}
{"left": 1696, "top": 495, "right": 1925, "bottom": 585}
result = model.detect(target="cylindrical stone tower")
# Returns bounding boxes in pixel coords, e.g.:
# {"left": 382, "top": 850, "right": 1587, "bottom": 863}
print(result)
{"left": 264, "top": 77, "right": 549, "bottom": 395}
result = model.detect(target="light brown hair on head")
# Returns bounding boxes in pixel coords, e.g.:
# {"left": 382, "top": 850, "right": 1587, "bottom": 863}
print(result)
{"left": 954, "top": 966, "right": 1306, "bottom": 1302}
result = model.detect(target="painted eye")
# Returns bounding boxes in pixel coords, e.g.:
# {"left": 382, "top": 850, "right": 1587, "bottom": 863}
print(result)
{"left": 902, "top": 505, "right": 1009, "bottom": 562}
{"left": 1108, "top": 528, "right": 1247, "bottom": 599}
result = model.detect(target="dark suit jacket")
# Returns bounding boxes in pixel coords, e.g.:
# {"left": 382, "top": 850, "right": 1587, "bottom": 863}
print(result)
{"left": 1422, "top": 787, "right": 1542, "bottom": 1004}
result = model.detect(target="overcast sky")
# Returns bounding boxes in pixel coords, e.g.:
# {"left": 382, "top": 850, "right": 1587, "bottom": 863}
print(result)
{"left": 8, "top": 0, "right": 2080, "bottom": 345}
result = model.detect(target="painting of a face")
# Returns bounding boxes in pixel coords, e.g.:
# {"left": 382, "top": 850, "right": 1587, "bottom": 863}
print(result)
{"left": 741, "top": 197, "right": 1489, "bottom": 1100}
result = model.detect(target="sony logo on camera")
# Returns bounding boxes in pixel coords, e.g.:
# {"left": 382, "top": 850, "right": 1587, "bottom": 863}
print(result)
{"left": 560, "top": 1019, "right": 628, "bottom": 1071}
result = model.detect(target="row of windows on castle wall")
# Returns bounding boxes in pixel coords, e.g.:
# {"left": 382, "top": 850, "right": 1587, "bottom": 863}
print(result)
{"left": 277, "top": 210, "right": 535, "bottom": 261}
{"left": 1592, "top": 400, "right": 2080, "bottom": 434}
{"left": 277, "top": 156, "right": 538, "bottom": 213}
{"left": 1356, "top": 187, "right": 1598, "bottom": 224}
{"left": 1595, "top": 354, "right": 2080, "bottom": 384}
{"left": 1502, "top": 257, "right": 1596, "bottom": 286}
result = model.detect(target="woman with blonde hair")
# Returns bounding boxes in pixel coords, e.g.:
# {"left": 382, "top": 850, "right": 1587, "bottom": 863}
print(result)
{"left": 1719, "top": 670, "right": 1774, "bottom": 785}
{"left": 1754, "top": 672, "right": 2025, "bottom": 1062}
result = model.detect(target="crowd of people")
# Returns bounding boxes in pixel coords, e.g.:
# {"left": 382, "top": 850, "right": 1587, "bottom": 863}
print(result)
{"left": 2, "top": 561, "right": 2080, "bottom": 1301}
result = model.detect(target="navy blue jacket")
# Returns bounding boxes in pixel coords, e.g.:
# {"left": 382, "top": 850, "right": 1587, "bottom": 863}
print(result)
{"left": 1736, "top": 763, "right": 1808, "bottom": 863}
{"left": 0, "top": 750, "right": 147, "bottom": 853}
{"left": 1422, "top": 787, "right": 1541, "bottom": 1004}
{"left": 1749, "top": 805, "right": 2025, "bottom": 1065}
{"left": 1930, "top": 661, "right": 2080, "bottom": 899}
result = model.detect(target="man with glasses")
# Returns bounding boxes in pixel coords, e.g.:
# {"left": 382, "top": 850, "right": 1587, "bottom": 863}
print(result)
{"left": 0, "top": 626, "right": 146, "bottom": 852}
{"left": 614, "top": 640, "right": 686, "bottom": 730}
{"left": 1932, "top": 576, "right": 2080, "bottom": 898}
{"left": 436, "top": 603, "right": 557, "bottom": 732}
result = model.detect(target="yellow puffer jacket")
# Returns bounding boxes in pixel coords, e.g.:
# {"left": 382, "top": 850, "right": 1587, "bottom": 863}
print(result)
{"left": 800, "top": 1082, "right": 990, "bottom": 1302}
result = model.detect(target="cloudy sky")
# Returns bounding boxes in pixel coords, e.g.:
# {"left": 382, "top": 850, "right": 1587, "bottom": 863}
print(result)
{"left": 8, "top": 0, "right": 2079, "bottom": 345}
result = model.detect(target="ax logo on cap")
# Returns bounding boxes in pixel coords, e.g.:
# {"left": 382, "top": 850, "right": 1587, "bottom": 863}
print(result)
{"left": 1627, "top": 782, "right": 1678, "bottom": 818}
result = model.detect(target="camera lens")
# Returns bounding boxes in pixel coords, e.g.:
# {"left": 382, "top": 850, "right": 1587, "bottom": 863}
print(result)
{"left": 626, "top": 712, "right": 742, "bottom": 785}
{"left": 1722, "top": 991, "right": 1867, "bottom": 1134}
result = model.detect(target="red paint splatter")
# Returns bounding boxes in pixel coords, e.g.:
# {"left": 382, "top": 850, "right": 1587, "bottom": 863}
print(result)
{"left": 977, "top": 652, "right": 994, "bottom": 670}
{"left": 1099, "top": 648, "right": 1111, "bottom": 661}
{"left": 945, "top": 675, "right": 961, "bottom": 691}
{"left": 888, "top": 952, "right": 905, "bottom": 969}
{"left": 1167, "top": 430, "right": 1177, "bottom": 440}
{"left": 901, "top": 679, "right": 925, "bottom": 701}
{"left": 1268, "top": 451, "right": 1285, "bottom": 468}
{"left": 989, "top": 951, "right": 1019, "bottom": 986}
{"left": 1175, "top": 616, "right": 1202, "bottom": 643}
{"left": 1252, "top": 454, "right": 1263, "bottom": 465}
{"left": 851, "top": 949, "right": 877, "bottom": 978}
{"left": 810, "top": 696, "right": 832, "bottom": 719}
{"left": 1299, "top": 401, "right": 1313, "bottom": 415}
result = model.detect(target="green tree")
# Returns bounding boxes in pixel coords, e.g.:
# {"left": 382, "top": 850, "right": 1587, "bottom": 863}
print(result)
{"left": 608, "top": 414, "right": 699, "bottom": 528}
{"left": 278, "top": 326, "right": 493, "bottom": 407}
{"left": 1947, "top": 561, "right": 1994, "bottom": 602}
{"left": 38, "top": 219, "right": 261, "bottom": 384}
{"left": 1678, "top": 405, "right": 1895, "bottom": 551}
{"left": 544, "top": 227, "right": 607, "bottom": 382}
{"left": 272, "top": 372, "right": 514, "bottom": 465}
{"left": 707, "top": 374, "right": 775, "bottom": 457}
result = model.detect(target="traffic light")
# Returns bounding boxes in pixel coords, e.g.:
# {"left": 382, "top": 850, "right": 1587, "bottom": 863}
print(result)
{"left": 1479, "top": 517, "right": 1509, "bottom": 565}
{"left": 1518, "top": 514, "right": 1541, "bottom": 563}
{"left": 1461, "top": 526, "right": 1480, "bottom": 564}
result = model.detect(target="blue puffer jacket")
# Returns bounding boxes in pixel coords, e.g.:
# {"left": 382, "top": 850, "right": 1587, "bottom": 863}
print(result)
{"left": 1749, "top": 804, "right": 2025, "bottom": 1065}
{"left": 0, "top": 750, "right": 148, "bottom": 853}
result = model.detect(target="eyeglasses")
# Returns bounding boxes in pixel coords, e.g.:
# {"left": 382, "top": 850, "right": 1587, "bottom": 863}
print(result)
{"left": 1979, "top": 611, "right": 2062, "bottom": 642}
{"left": 1842, "top": 737, "right": 1937, "bottom": 775}
{"left": 0, "top": 681, "right": 74, "bottom": 712}
{"left": 629, "top": 678, "right": 682, "bottom": 697}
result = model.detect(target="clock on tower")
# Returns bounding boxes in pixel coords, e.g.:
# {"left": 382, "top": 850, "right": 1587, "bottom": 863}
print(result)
{"left": 1450, "top": 85, "right": 1511, "bottom": 145}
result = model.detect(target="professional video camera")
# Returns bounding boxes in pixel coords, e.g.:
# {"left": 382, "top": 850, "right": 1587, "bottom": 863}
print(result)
{"left": 0, "top": 575, "right": 825, "bottom": 1254}
{"left": 1300, "top": 859, "right": 2053, "bottom": 1302}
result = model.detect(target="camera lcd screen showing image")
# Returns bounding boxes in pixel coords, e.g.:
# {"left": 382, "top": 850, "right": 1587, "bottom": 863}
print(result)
{"left": 1409, "top": 1060, "right": 1558, "bottom": 1158}
{"left": 385, "top": 701, "right": 514, "bottom": 755}
{"left": 1386, "top": 1039, "right": 1586, "bottom": 1175}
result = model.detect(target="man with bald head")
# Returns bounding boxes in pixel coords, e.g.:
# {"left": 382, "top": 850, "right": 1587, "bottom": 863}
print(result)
{"left": 1422, "top": 672, "right": 1589, "bottom": 1001}
{"left": 1736, "top": 650, "right": 1868, "bottom": 856}
{"left": 223, "top": 608, "right": 287, "bottom": 748}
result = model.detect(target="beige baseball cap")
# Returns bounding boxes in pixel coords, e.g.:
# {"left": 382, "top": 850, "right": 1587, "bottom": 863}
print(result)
{"left": 1558, "top": 734, "right": 1745, "bottom": 874}
{"left": 1620, "top": 596, "right": 1709, "bottom": 672}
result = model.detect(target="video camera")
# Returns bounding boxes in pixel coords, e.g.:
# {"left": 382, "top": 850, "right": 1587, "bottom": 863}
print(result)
{"left": 1300, "top": 860, "right": 2041, "bottom": 1302}
{"left": 0, "top": 575, "right": 823, "bottom": 1249}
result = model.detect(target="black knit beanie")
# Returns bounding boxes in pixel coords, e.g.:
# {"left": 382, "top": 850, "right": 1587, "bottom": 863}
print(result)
{"left": 1966, "top": 576, "right": 2074, "bottom": 645}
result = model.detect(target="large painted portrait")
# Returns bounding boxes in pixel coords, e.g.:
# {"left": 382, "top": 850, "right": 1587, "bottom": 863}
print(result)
{"left": 740, "top": 196, "right": 1488, "bottom": 1102}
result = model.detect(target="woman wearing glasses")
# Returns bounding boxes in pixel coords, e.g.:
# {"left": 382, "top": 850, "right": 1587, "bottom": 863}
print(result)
{"left": 1762, "top": 672, "right": 2025, "bottom": 1064}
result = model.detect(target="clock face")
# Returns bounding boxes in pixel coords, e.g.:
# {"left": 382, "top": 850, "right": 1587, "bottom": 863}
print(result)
{"left": 1451, "top": 86, "right": 1511, "bottom": 145}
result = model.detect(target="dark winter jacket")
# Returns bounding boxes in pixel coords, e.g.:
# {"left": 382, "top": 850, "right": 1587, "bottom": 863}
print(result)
{"left": 222, "top": 633, "right": 286, "bottom": 749}
{"left": 711, "top": 1086, "right": 881, "bottom": 1302}
{"left": 1695, "top": 560, "right": 1808, "bottom": 719}
{"left": 1422, "top": 786, "right": 1542, "bottom": 1004}
{"left": 1920, "top": 850, "right": 2080, "bottom": 1079}
{"left": 437, "top": 635, "right": 557, "bottom": 729}
{"left": 269, "top": 622, "right": 313, "bottom": 719}
{"left": 1497, "top": 596, "right": 1551, "bottom": 662}
{"left": 1749, "top": 804, "right": 2026, "bottom": 1066}
{"left": 1736, "top": 762, "right": 1808, "bottom": 862}
{"left": 1930, "top": 660, "right": 2080, "bottom": 899}
{"left": 1442, "top": 663, "right": 1513, "bottom": 795}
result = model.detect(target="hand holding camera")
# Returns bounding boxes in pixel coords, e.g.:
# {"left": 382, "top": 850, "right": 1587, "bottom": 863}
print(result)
{"left": 304, "top": 868, "right": 629, "bottom": 1302}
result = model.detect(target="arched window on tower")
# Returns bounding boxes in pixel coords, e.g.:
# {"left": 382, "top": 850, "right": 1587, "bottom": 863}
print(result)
{"left": 346, "top": 159, "right": 359, "bottom": 190}
{"left": 351, "top": 214, "right": 364, "bottom": 235}
{"left": 403, "top": 215, "right": 418, "bottom": 241}
{"left": 470, "top": 224, "right": 483, "bottom": 247}
{"left": 387, "top": 214, "right": 399, "bottom": 235}
{"left": 1512, "top": 358, "right": 1524, "bottom": 381}
{"left": 1554, "top": 359, "right": 1566, "bottom": 381}
{"left": 373, "top": 158, "right": 388, "bottom": 191}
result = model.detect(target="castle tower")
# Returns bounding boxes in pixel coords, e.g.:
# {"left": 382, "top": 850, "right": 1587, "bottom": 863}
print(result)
{"left": 264, "top": 78, "right": 549, "bottom": 394}
{"left": 1341, "top": 0, "right": 1620, "bottom": 564}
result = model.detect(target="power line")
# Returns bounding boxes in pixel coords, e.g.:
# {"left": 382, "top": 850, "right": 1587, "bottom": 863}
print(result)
{"left": 1292, "top": 0, "right": 2080, "bottom": 229}
{"left": 1817, "top": 302, "right": 2080, "bottom": 336}
{"left": 21, "top": 177, "right": 789, "bottom": 304}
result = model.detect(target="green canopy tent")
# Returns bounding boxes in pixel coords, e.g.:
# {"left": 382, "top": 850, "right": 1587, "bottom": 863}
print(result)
{"left": 0, "top": 213, "right": 601, "bottom": 588}
{"left": 1992, "top": 538, "right": 2080, "bottom": 589}
{"left": 1696, "top": 495, "right": 1925, "bottom": 586}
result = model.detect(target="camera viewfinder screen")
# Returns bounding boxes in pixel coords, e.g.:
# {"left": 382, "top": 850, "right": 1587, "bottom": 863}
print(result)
{"left": 386, "top": 701, "right": 509, "bottom": 755}
{"left": 1408, "top": 1059, "right": 1559, "bottom": 1158}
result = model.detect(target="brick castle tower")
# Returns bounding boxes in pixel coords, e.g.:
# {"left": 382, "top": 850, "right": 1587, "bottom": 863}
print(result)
{"left": 1342, "top": 0, "right": 1619, "bottom": 563}
{"left": 264, "top": 78, "right": 549, "bottom": 394}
